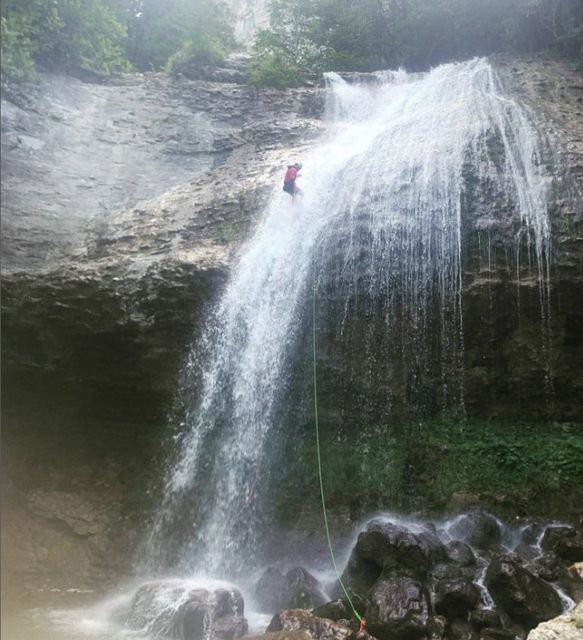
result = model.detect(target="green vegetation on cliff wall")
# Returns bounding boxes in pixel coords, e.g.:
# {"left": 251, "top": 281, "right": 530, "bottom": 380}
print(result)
{"left": 250, "top": 0, "right": 583, "bottom": 86}
{"left": 275, "top": 418, "right": 583, "bottom": 520}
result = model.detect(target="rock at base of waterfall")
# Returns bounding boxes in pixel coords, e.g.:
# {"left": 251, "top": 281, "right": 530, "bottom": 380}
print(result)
{"left": 469, "top": 609, "right": 503, "bottom": 630}
{"left": 564, "top": 563, "right": 583, "bottom": 602}
{"left": 266, "top": 609, "right": 370, "bottom": 640}
{"left": 245, "top": 632, "right": 313, "bottom": 640}
{"left": 255, "top": 567, "right": 328, "bottom": 613}
{"left": 479, "top": 628, "right": 517, "bottom": 640}
{"left": 313, "top": 597, "right": 368, "bottom": 622}
{"left": 541, "top": 526, "right": 583, "bottom": 563}
{"left": 527, "top": 600, "right": 583, "bottom": 640}
{"left": 426, "top": 615, "right": 447, "bottom": 639}
{"left": 433, "top": 577, "right": 481, "bottom": 619}
{"left": 126, "top": 580, "right": 248, "bottom": 640}
{"left": 365, "top": 575, "right": 431, "bottom": 640}
{"left": 484, "top": 555, "right": 563, "bottom": 630}
{"left": 445, "top": 541, "right": 477, "bottom": 567}
{"left": 350, "top": 519, "right": 447, "bottom": 580}
{"left": 447, "top": 512, "right": 502, "bottom": 552}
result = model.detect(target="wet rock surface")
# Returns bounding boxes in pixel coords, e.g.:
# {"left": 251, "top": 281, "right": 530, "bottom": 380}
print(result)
{"left": 366, "top": 575, "right": 431, "bottom": 639}
{"left": 255, "top": 567, "right": 328, "bottom": 613}
{"left": 307, "top": 513, "right": 580, "bottom": 640}
{"left": 484, "top": 555, "right": 563, "bottom": 630}
{"left": 126, "top": 581, "right": 248, "bottom": 640}
{"left": 266, "top": 609, "right": 361, "bottom": 640}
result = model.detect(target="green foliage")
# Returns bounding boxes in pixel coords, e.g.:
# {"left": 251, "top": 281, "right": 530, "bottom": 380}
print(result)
{"left": 127, "top": 0, "right": 234, "bottom": 71}
{"left": 1, "top": 0, "right": 235, "bottom": 80}
{"left": 248, "top": 30, "right": 307, "bottom": 88}
{"left": 1, "top": 0, "right": 130, "bottom": 79}
{"left": 427, "top": 418, "right": 583, "bottom": 502}
{"left": 275, "top": 417, "right": 583, "bottom": 520}
{"left": 252, "top": 0, "right": 583, "bottom": 86}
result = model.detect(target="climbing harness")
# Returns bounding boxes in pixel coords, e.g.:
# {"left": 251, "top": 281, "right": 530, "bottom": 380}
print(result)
{"left": 312, "top": 268, "right": 364, "bottom": 625}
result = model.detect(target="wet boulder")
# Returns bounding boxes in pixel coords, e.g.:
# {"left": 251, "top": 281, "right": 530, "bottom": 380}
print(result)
{"left": 427, "top": 615, "right": 447, "bottom": 640}
{"left": 480, "top": 629, "right": 516, "bottom": 640}
{"left": 365, "top": 574, "right": 431, "bottom": 640}
{"left": 340, "top": 551, "right": 383, "bottom": 599}
{"left": 448, "top": 512, "right": 502, "bottom": 552}
{"left": 433, "top": 578, "right": 481, "bottom": 619}
{"left": 447, "top": 619, "right": 477, "bottom": 640}
{"left": 126, "top": 580, "right": 248, "bottom": 640}
{"left": 353, "top": 520, "right": 447, "bottom": 579}
{"left": 266, "top": 609, "right": 362, "bottom": 640}
{"left": 446, "top": 541, "right": 477, "bottom": 568}
{"left": 469, "top": 609, "right": 502, "bottom": 630}
{"left": 255, "top": 567, "right": 328, "bottom": 613}
{"left": 484, "top": 555, "right": 563, "bottom": 630}
{"left": 513, "top": 542, "right": 540, "bottom": 562}
{"left": 541, "top": 525, "right": 583, "bottom": 563}
{"left": 313, "top": 596, "right": 367, "bottom": 622}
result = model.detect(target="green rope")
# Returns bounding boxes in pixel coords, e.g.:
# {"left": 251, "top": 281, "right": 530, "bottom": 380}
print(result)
{"left": 312, "top": 269, "right": 362, "bottom": 622}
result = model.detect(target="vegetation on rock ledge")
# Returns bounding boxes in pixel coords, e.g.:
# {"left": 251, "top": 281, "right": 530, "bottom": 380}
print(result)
{"left": 276, "top": 417, "right": 583, "bottom": 520}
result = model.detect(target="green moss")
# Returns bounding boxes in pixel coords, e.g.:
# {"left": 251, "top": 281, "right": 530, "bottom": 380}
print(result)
{"left": 275, "top": 417, "right": 583, "bottom": 521}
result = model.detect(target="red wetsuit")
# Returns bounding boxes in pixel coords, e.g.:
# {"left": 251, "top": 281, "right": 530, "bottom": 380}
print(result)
{"left": 283, "top": 166, "right": 298, "bottom": 195}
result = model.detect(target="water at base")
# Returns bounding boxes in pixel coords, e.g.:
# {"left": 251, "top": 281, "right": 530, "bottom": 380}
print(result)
{"left": 8, "top": 513, "right": 575, "bottom": 640}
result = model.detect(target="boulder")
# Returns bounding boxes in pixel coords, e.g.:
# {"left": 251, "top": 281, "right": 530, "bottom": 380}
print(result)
{"left": 313, "top": 597, "right": 367, "bottom": 622}
{"left": 563, "top": 563, "right": 583, "bottom": 602}
{"left": 255, "top": 567, "right": 328, "bottom": 613}
{"left": 126, "top": 580, "right": 248, "bottom": 640}
{"left": 469, "top": 610, "right": 502, "bottom": 630}
{"left": 266, "top": 609, "right": 361, "bottom": 640}
{"left": 340, "top": 551, "right": 383, "bottom": 598}
{"left": 365, "top": 574, "right": 431, "bottom": 640}
{"left": 484, "top": 556, "right": 563, "bottom": 629}
{"left": 480, "top": 629, "right": 516, "bottom": 640}
{"left": 446, "top": 541, "right": 477, "bottom": 567}
{"left": 352, "top": 520, "right": 447, "bottom": 579}
{"left": 513, "top": 543, "right": 540, "bottom": 562}
{"left": 527, "top": 600, "right": 583, "bottom": 640}
{"left": 447, "top": 619, "right": 477, "bottom": 640}
{"left": 448, "top": 513, "right": 502, "bottom": 552}
{"left": 433, "top": 578, "right": 481, "bottom": 619}
{"left": 427, "top": 615, "right": 447, "bottom": 640}
{"left": 541, "top": 526, "right": 583, "bottom": 563}
{"left": 244, "top": 633, "right": 312, "bottom": 640}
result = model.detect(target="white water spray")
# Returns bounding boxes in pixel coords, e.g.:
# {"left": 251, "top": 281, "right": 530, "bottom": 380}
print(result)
{"left": 146, "top": 58, "right": 552, "bottom": 580}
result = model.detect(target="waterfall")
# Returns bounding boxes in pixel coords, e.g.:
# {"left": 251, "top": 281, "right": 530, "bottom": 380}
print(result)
{"left": 146, "top": 58, "right": 552, "bottom": 579}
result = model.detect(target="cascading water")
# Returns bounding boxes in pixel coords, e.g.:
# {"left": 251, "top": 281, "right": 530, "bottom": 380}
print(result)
{"left": 146, "top": 58, "right": 552, "bottom": 581}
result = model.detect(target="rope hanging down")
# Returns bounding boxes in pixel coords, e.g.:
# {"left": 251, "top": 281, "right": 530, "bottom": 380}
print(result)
{"left": 312, "top": 269, "right": 363, "bottom": 624}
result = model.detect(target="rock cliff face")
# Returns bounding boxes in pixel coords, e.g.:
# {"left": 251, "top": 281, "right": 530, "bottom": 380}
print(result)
{"left": 1, "top": 63, "right": 324, "bottom": 590}
{"left": 1, "top": 56, "right": 582, "bottom": 590}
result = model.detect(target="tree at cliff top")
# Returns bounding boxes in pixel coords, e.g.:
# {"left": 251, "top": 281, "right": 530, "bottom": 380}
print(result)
{"left": 250, "top": 0, "right": 583, "bottom": 86}
{"left": 0, "top": 0, "right": 130, "bottom": 78}
{"left": 126, "top": 0, "right": 235, "bottom": 71}
{"left": 0, "top": 0, "right": 235, "bottom": 79}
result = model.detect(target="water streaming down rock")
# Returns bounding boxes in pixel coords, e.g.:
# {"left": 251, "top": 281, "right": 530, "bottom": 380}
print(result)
{"left": 146, "top": 58, "right": 553, "bottom": 579}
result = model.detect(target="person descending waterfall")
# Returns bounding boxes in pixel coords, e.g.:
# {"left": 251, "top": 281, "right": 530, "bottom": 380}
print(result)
{"left": 283, "top": 162, "right": 303, "bottom": 200}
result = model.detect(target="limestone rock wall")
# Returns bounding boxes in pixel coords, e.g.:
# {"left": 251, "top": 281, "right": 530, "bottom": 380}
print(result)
{"left": 1, "top": 56, "right": 582, "bottom": 591}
